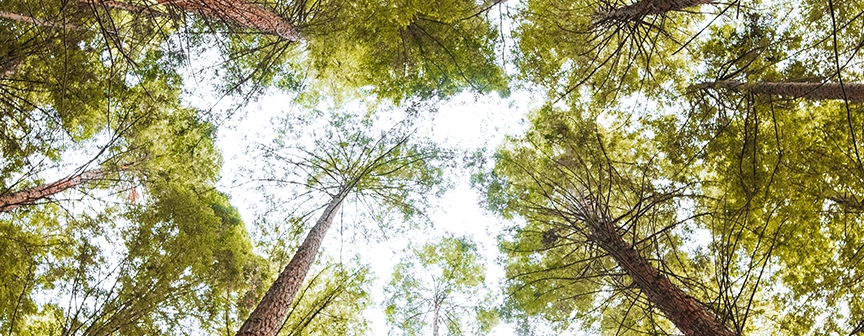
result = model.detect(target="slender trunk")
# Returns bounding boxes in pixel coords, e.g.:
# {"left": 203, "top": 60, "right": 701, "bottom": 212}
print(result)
{"left": 696, "top": 80, "right": 864, "bottom": 102}
{"left": 593, "top": 0, "right": 713, "bottom": 25}
{"left": 0, "top": 168, "right": 106, "bottom": 213}
{"left": 157, "top": 0, "right": 299, "bottom": 41}
{"left": 432, "top": 302, "right": 440, "bottom": 336}
{"left": 586, "top": 214, "right": 735, "bottom": 336}
{"left": 0, "top": 11, "right": 83, "bottom": 30}
{"left": 236, "top": 192, "right": 346, "bottom": 336}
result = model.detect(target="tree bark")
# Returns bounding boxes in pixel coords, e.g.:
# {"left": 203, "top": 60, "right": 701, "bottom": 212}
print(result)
{"left": 593, "top": 0, "right": 713, "bottom": 25}
{"left": 432, "top": 302, "right": 440, "bottom": 336}
{"left": 157, "top": 0, "right": 299, "bottom": 41}
{"left": 696, "top": 80, "right": 864, "bottom": 102}
{"left": 586, "top": 212, "right": 735, "bottom": 336}
{"left": 0, "top": 168, "right": 107, "bottom": 213}
{"left": 0, "top": 11, "right": 84, "bottom": 30}
{"left": 236, "top": 192, "right": 346, "bottom": 336}
{"left": 82, "top": 0, "right": 298, "bottom": 40}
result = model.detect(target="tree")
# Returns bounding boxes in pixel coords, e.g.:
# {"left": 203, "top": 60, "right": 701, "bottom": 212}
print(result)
{"left": 384, "top": 235, "right": 498, "bottom": 336}
{"left": 512, "top": 0, "right": 726, "bottom": 107}
{"left": 480, "top": 106, "right": 735, "bottom": 335}
{"left": 85, "top": 0, "right": 510, "bottom": 103}
{"left": 1, "top": 183, "right": 269, "bottom": 335}
{"left": 237, "top": 109, "right": 445, "bottom": 336}
{"left": 658, "top": 83, "right": 864, "bottom": 334}
{"left": 592, "top": 0, "right": 715, "bottom": 27}
{"left": 277, "top": 259, "right": 372, "bottom": 336}
{"left": 671, "top": 5, "right": 864, "bottom": 331}
{"left": 0, "top": 76, "right": 266, "bottom": 335}
{"left": 0, "top": 167, "right": 109, "bottom": 213}
{"left": 152, "top": 0, "right": 299, "bottom": 40}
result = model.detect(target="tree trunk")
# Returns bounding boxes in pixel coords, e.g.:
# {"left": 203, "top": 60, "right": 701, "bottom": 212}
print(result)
{"left": 696, "top": 80, "right": 864, "bottom": 102}
{"left": 593, "top": 0, "right": 713, "bottom": 25}
{"left": 236, "top": 192, "right": 346, "bottom": 336}
{"left": 0, "top": 11, "right": 83, "bottom": 30}
{"left": 586, "top": 214, "right": 735, "bottom": 336}
{"left": 0, "top": 168, "right": 107, "bottom": 213}
{"left": 157, "top": 0, "right": 299, "bottom": 41}
{"left": 432, "top": 302, "right": 440, "bottom": 336}
{"left": 82, "top": 0, "right": 298, "bottom": 40}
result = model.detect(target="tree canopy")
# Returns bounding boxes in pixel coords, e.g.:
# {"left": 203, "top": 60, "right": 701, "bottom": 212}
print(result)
{"left": 3, "top": 0, "right": 864, "bottom": 334}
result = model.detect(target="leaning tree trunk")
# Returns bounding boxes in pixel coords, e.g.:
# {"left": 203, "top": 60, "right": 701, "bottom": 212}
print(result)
{"left": 585, "top": 210, "right": 735, "bottom": 336}
{"left": 159, "top": 0, "right": 298, "bottom": 40}
{"left": 696, "top": 80, "right": 864, "bottom": 102}
{"left": 236, "top": 192, "right": 347, "bottom": 336}
{"left": 84, "top": 0, "right": 298, "bottom": 40}
{"left": 0, "top": 168, "right": 106, "bottom": 213}
{"left": 593, "top": 0, "right": 713, "bottom": 26}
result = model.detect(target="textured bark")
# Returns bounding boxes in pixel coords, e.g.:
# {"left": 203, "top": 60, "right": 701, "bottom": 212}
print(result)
{"left": 0, "top": 168, "right": 106, "bottom": 213}
{"left": 586, "top": 214, "right": 735, "bottom": 336}
{"left": 236, "top": 192, "right": 346, "bottom": 336}
{"left": 157, "top": 0, "right": 299, "bottom": 41}
{"left": 0, "top": 11, "right": 83, "bottom": 30}
{"left": 593, "top": 0, "right": 713, "bottom": 25}
{"left": 697, "top": 80, "right": 864, "bottom": 102}
{"left": 82, "top": 0, "right": 296, "bottom": 39}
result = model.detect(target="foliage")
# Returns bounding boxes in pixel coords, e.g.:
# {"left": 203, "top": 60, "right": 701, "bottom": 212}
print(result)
{"left": 278, "top": 259, "right": 372, "bottom": 336}
{"left": 5, "top": 0, "right": 864, "bottom": 334}
{"left": 385, "top": 235, "right": 498, "bottom": 336}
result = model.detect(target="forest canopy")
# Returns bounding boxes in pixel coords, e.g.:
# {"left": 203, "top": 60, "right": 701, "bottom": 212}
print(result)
{"left": 1, "top": 0, "right": 863, "bottom": 335}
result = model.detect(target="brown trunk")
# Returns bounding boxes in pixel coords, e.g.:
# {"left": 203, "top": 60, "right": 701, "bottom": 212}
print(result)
{"left": 0, "top": 11, "right": 84, "bottom": 30}
{"left": 236, "top": 192, "right": 346, "bottom": 336}
{"left": 593, "top": 0, "right": 713, "bottom": 25}
{"left": 81, "top": 0, "right": 297, "bottom": 39}
{"left": 0, "top": 168, "right": 107, "bottom": 213}
{"left": 586, "top": 214, "right": 735, "bottom": 336}
{"left": 156, "top": 0, "right": 299, "bottom": 41}
{"left": 697, "top": 80, "right": 864, "bottom": 102}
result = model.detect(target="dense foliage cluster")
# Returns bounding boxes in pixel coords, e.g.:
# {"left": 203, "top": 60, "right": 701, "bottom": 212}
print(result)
{"left": 1, "top": 0, "right": 863, "bottom": 334}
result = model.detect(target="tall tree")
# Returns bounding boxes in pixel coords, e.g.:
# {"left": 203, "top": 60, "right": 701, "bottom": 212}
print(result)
{"left": 82, "top": 0, "right": 298, "bottom": 40}
{"left": 592, "top": 0, "right": 715, "bottom": 27}
{"left": 675, "top": 5, "right": 864, "bottom": 331}
{"left": 0, "top": 73, "right": 263, "bottom": 335}
{"left": 237, "top": 109, "right": 445, "bottom": 336}
{"left": 276, "top": 259, "right": 372, "bottom": 336}
{"left": 512, "top": 0, "right": 727, "bottom": 107}
{"left": 480, "top": 107, "right": 736, "bottom": 335}
{"left": 384, "top": 235, "right": 498, "bottom": 336}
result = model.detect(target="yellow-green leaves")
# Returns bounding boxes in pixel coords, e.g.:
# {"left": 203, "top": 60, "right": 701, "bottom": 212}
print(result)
{"left": 385, "top": 235, "right": 498, "bottom": 336}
